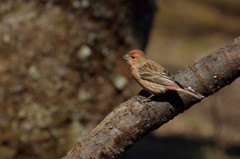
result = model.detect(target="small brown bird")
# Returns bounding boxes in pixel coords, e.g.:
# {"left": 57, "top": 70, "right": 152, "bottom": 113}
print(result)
{"left": 123, "top": 50, "right": 204, "bottom": 100}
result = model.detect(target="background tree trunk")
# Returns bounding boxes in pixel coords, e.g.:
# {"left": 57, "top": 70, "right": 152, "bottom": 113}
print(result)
{"left": 0, "top": 0, "right": 156, "bottom": 158}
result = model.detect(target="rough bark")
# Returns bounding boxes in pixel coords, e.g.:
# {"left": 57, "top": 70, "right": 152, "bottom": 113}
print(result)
{"left": 62, "top": 37, "right": 240, "bottom": 159}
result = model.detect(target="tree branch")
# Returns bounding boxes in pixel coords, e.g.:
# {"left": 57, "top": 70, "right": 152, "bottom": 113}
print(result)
{"left": 62, "top": 37, "right": 240, "bottom": 159}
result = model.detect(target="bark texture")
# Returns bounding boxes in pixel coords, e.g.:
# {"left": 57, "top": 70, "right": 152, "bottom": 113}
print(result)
{"left": 63, "top": 37, "right": 240, "bottom": 159}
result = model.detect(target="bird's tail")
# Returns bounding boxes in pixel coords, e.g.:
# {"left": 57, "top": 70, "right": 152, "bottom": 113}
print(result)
{"left": 165, "top": 86, "right": 205, "bottom": 100}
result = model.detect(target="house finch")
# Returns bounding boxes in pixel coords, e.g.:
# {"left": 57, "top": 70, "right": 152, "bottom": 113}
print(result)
{"left": 123, "top": 50, "right": 204, "bottom": 100}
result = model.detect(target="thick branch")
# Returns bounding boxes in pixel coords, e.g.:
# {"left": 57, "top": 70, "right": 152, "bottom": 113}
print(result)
{"left": 63, "top": 37, "right": 240, "bottom": 159}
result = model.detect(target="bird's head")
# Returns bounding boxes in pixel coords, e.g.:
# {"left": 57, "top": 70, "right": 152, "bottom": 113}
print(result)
{"left": 123, "top": 50, "right": 146, "bottom": 66}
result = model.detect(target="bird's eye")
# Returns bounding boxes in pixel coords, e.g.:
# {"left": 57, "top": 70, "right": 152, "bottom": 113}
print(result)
{"left": 131, "top": 56, "right": 135, "bottom": 59}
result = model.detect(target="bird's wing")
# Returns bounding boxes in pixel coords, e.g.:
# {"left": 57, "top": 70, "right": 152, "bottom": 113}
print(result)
{"left": 138, "top": 61, "right": 178, "bottom": 86}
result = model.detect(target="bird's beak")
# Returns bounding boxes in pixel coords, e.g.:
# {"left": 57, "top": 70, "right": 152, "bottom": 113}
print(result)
{"left": 123, "top": 54, "right": 129, "bottom": 61}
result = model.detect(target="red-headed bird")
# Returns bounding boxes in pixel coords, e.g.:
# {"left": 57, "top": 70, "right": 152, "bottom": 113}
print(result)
{"left": 123, "top": 50, "right": 204, "bottom": 100}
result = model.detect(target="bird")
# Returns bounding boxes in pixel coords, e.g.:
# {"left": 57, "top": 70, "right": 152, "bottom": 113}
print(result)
{"left": 123, "top": 50, "right": 204, "bottom": 100}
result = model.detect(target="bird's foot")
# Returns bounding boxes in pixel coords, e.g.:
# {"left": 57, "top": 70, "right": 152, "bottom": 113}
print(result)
{"left": 144, "top": 94, "right": 154, "bottom": 102}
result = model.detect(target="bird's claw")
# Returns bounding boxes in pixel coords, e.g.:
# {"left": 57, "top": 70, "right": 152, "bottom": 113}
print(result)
{"left": 135, "top": 96, "right": 151, "bottom": 104}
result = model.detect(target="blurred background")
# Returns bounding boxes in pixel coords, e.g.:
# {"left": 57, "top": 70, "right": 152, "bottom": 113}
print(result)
{"left": 0, "top": 0, "right": 240, "bottom": 159}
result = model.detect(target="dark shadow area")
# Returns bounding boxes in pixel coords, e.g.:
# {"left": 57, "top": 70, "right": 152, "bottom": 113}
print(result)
{"left": 132, "top": 0, "right": 157, "bottom": 49}
{"left": 122, "top": 134, "right": 240, "bottom": 159}
{"left": 226, "top": 144, "right": 240, "bottom": 157}
{"left": 121, "top": 134, "right": 206, "bottom": 159}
